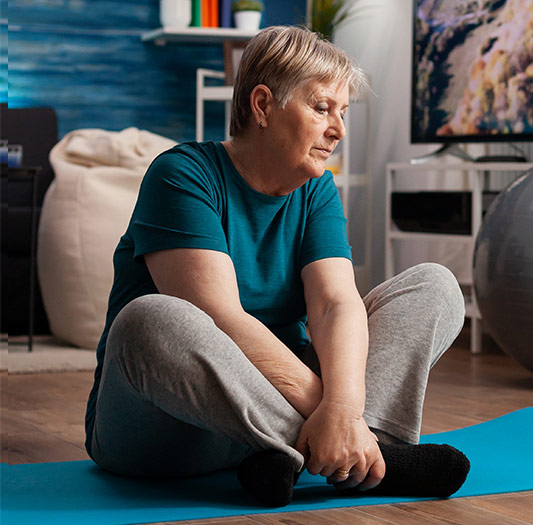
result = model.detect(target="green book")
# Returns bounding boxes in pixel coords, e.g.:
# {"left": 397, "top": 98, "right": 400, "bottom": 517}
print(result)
{"left": 191, "top": 0, "right": 201, "bottom": 27}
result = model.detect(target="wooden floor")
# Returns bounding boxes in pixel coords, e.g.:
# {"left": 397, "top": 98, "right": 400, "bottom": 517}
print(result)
{"left": 2, "top": 325, "right": 533, "bottom": 524}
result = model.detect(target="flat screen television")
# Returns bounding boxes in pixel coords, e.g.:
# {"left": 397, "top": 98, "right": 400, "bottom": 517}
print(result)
{"left": 411, "top": 0, "right": 533, "bottom": 146}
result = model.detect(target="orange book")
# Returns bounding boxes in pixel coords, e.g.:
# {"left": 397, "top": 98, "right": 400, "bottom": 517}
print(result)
{"left": 201, "top": 0, "right": 210, "bottom": 26}
{"left": 211, "top": 0, "right": 219, "bottom": 27}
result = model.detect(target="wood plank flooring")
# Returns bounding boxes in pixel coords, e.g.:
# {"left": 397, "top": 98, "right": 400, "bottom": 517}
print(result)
{"left": 2, "top": 325, "right": 533, "bottom": 524}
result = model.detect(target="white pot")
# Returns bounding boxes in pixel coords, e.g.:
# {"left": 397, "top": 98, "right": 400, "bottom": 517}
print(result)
{"left": 160, "top": 0, "right": 191, "bottom": 29}
{"left": 234, "top": 10, "right": 261, "bottom": 31}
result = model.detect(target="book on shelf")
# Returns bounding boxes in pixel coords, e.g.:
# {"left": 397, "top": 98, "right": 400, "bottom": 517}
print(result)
{"left": 211, "top": 0, "right": 219, "bottom": 27}
{"left": 191, "top": 0, "right": 202, "bottom": 26}
{"left": 182, "top": 0, "right": 235, "bottom": 30}
{"left": 219, "top": 0, "right": 232, "bottom": 28}
{"left": 201, "top": 0, "right": 219, "bottom": 27}
{"left": 201, "top": 0, "right": 209, "bottom": 26}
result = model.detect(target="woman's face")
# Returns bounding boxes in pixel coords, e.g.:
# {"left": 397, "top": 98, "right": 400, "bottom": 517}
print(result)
{"left": 268, "top": 79, "right": 349, "bottom": 182}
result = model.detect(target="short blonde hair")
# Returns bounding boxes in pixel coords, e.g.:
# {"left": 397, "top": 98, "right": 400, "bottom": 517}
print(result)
{"left": 230, "top": 25, "right": 367, "bottom": 137}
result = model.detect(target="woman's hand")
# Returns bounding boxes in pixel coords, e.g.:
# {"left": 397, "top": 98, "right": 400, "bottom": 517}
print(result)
{"left": 294, "top": 399, "right": 385, "bottom": 490}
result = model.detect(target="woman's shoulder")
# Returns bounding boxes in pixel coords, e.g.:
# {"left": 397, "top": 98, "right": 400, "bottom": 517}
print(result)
{"left": 152, "top": 141, "right": 219, "bottom": 170}
{"left": 145, "top": 141, "right": 224, "bottom": 187}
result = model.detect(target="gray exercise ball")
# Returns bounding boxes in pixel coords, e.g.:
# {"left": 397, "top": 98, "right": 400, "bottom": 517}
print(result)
{"left": 473, "top": 170, "right": 533, "bottom": 372}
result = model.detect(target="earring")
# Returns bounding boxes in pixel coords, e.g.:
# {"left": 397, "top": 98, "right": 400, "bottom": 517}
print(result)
{"left": 259, "top": 121, "right": 263, "bottom": 130}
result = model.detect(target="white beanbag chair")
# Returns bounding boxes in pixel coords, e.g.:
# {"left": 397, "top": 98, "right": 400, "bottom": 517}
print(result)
{"left": 38, "top": 128, "right": 176, "bottom": 349}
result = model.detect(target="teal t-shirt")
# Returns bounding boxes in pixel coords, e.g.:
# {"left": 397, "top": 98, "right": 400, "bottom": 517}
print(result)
{"left": 85, "top": 141, "right": 352, "bottom": 453}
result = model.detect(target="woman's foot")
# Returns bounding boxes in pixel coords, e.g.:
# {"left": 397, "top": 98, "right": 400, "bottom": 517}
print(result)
{"left": 237, "top": 443, "right": 470, "bottom": 506}
{"left": 358, "top": 442, "right": 470, "bottom": 498}
{"left": 237, "top": 450, "right": 299, "bottom": 507}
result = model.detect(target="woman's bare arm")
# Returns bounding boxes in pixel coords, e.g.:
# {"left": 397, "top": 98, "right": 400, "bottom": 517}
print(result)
{"left": 302, "top": 257, "right": 368, "bottom": 411}
{"left": 297, "top": 257, "right": 385, "bottom": 489}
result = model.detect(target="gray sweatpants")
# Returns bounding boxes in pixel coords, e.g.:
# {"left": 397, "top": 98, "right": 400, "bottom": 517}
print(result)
{"left": 90, "top": 263, "right": 464, "bottom": 478}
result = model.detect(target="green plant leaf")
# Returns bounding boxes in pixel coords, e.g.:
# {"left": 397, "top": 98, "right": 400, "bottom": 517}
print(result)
{"left": 231, "top": 0, "right": 263, "bottom": 12}
{"left": 311, "top": 0, "right": 370, "bottom": 40}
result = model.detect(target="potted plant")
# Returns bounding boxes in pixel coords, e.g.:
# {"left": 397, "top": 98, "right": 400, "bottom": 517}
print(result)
{"left": 232, "top": 0, "right": 263, "bottom": 31}
{"left": 310, "top": 0, "right": 366, "bottom": 41}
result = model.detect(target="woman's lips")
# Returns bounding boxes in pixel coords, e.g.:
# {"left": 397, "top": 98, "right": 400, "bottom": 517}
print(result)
{"left": 315, "top": 147, "right": 332, "bottom": 157}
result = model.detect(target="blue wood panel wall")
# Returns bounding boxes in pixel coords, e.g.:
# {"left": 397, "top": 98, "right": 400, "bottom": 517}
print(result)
{"left": 1, "top": 0, "right": 6, "bottom": 103}
{"left": 3, "top": 0, "right": 305, "bottom": 142}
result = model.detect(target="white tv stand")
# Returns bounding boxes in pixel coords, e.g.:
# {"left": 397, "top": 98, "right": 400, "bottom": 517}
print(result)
{"left": 385, "top": 161, "right": 533, "bottom": 354}
{"left": 410, "top": 144, "right": 475, "bottom": 164}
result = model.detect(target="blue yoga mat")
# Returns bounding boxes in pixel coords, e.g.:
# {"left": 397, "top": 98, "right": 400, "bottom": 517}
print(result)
{"left": 2, "top": 408, "right": 532, "bottom": 525}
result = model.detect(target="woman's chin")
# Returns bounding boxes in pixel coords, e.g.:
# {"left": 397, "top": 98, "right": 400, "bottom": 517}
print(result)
{"left": 294, "top": 162, "right": 327, "bottom": 182}
{"left": 308, "top": 163, "right": 328, "bottom": 179}
{"left": 313, "top": 167, "right": 328, "bottom": 179}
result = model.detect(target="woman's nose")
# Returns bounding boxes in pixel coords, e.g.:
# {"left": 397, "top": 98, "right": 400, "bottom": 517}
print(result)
{"left": 326, "top": 113, "right": 346, "bottom": 140}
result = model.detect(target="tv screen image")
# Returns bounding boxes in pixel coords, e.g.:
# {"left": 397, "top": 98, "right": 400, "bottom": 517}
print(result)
{"left": 411, "top": 0, "right": 533, "bottom": 143}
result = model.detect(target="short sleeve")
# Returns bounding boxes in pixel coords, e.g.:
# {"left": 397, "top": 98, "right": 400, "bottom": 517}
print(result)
{"left": 130, "top": 146, "right": 229, "bottom": 261}
{"left": 301, "top": 171, "right": 352, "bottom": 268}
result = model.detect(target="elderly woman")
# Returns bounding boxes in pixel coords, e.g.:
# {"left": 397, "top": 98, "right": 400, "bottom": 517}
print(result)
{"left": 85, "top": 26, "right": 469, "bottom": 506}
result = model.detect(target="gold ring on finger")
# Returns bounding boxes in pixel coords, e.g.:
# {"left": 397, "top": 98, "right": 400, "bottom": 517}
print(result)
{"left": 335, "top": 468, "right": 350, "bottom": 478}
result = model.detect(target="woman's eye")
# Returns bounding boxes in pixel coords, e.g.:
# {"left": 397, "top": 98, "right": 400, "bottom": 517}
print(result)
{"left": 316, "top": 105, "right": 328, "bottom": 114}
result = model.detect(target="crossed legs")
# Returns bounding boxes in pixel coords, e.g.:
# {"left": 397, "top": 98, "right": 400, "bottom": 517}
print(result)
{"left": 90, "top": 263, "right": 468, "bottom": 501}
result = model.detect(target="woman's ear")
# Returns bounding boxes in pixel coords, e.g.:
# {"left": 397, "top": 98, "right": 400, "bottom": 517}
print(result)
{"left": 250, "top": 84, "right": 274, "bottom": 128}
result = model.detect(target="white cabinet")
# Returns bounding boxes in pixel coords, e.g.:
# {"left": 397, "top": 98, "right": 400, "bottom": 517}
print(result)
{"left": 385, "top": 161, "right": 533, "bottom": 354}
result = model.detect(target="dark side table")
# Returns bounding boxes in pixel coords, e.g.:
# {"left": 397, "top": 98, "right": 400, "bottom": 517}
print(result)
{"left": 2, "top": 164, "right": 42, "bottom": 351}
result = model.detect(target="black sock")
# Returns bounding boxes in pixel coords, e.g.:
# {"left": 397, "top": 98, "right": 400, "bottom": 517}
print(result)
{"left": 237, "top": 442, "right": 470, "bottom": 506}
{"left": 237, "top": 450, "right": 298, "bottom": 507}
{"left": 363, "top": 442, "right": 470, "bottom": 498}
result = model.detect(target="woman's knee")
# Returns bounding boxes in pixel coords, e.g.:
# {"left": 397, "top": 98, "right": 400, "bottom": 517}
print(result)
{"left": 409, "top": 263, "right": 465, "bottom": 333}
{"left": 106, "top": 294, "right": 220, "bottom": 369}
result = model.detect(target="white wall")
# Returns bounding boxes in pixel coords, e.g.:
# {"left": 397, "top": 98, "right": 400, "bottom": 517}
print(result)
{"left": 336, "top": 0, "right": 434, "bottom": 288}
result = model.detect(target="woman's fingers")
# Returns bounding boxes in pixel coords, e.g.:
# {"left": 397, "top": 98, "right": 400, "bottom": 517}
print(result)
{"left": 358, "top": 456, "right": 386, "bottom": 491}
{"left": 305, "top": 452, "right": 323, "bottom": 475}
{"left": 294, "top": 429, "right": 311, "bottom": 466}
{"left": 331, "top": 447, "right": 385, "bottom": 490}
{"left": 325, "top": 455, "right": 367, "bottom": 485}
{"left": 324, "top": 465, "right": 353, "bottom": 482}
{"left": 315, "top": 448, "right": 367, "bottom": 479}
{"left": 329, "top": 463, "right": 369, "bottom": 488}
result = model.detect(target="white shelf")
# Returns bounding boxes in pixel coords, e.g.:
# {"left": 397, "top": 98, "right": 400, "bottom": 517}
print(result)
{"left": 388, "top": 161, "right": 533, "bottom": 172}
{"left": 333, "top": 173, "right": 368, "bottom": 187}
{"left": 142, "top": 27, "right": 258, "bottom": 44}
{"left": 389, "top": 230, "right": 474, "bottom": 242}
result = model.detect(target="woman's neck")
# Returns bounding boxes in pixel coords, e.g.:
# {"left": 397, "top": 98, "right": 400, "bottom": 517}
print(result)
{"left": 222, "top": 137, "right": 297, "bottom": 197}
